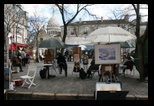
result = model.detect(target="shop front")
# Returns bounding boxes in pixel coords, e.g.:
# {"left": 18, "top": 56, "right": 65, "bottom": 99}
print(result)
{"left": 9, "top": 42, "right": 27, "bottom": 51}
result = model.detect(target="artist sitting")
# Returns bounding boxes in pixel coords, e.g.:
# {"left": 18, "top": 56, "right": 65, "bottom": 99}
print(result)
{"left": 123, "top": 56, "right": 134, "bottom": 74}
{"left": 86, "top": 58, "right": 100, "bottom": 78}
{"left": 56, "top": 53, "right": 68, "bottom": 77}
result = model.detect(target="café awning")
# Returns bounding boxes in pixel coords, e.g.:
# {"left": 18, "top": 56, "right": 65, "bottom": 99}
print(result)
{"left": 9, "top": 42, "right": 27, "bottom": 50}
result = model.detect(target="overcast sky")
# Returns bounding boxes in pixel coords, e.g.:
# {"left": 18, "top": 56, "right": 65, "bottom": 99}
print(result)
{"left": 21, "top": 4, "right": 148, "bottom": 26}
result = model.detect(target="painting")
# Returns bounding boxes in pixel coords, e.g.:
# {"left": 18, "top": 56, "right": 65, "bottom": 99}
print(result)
{"left": 74, "top": 54, "right": 80, "bottom": 62}
{"left": 95, "top": 44, "right": 121, "bottom": 64}
{"left": 4, "top": 67, "right": 10, "bottom": 90}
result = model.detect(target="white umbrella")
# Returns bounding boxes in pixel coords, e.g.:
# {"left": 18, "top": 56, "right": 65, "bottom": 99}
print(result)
{"left": 78, "top": 45, "right": 86, "bottom": 50}
{"left": 65, "top": 37, "right": 91, "bottom": 45}
{"left": 85, "top": 26, "right": 136, "bottom": 44}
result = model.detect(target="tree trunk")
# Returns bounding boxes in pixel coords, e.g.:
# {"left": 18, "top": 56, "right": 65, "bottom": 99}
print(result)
{"left": 61, "top": 25, "right": 67, "bottom": 55}
{"left": 137, "top": 39, "right": 146, "bottom": 81}
{"left": 35, "top": 33, "right": 39, "bottom": 63}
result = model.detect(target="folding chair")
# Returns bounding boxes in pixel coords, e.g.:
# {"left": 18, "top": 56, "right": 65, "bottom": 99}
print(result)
{"left": 91, "top": 69, "right": 100, "bottom": 78}
{"left": 90, "top": 65, "right": 100, "bottom": 79}
{"left": 20, "top": 65, "right": 37, "bottom": 89}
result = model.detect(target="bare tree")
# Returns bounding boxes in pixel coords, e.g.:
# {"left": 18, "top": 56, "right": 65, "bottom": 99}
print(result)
{"left": 104, "top": 4, "right": 148, "bottom": 81}
{"left": 4, "top": 4, "right": 14, "bottom": 37}
{"left": 105, "top": 4, "right": 137, "bottom": 30}
{"left": 54, "top": 4, "right": 97, "bottom": 53}
{"left": 4, "top": 4, "right": 27, "bottom": 54}
{"left": 27, "top": 7, "right": 47, "bottom": 62}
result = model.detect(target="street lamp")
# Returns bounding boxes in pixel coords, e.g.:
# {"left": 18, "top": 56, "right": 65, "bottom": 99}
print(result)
{"left": 10, "top": 36, "right": 13, "bottom": 58}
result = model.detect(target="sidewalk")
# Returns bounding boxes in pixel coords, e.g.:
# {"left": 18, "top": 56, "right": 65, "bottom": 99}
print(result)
{"left": 5, "top": 59, "right": 148, "bottom": 100}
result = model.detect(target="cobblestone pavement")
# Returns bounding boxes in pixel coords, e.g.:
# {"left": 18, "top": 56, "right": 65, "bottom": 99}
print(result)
{"left": 9, "top": 59, "right": 148, "bottom": 100}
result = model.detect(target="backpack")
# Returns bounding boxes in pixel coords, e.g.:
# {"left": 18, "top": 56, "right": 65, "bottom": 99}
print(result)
{"left": 39, "top": 68, "right": 48, "bottom": 79}
{"left": 79, "top": 68, "right": 87, "bottom": 79}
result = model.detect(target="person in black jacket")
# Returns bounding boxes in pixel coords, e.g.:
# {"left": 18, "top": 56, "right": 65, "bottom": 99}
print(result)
{"left": 123, "top": 56, "right": 134, "bottom": 74}
{"left": 56, "top": 53, "right": 68, "bottom": 77}
{"left": 86, "top": 57, "right": 100, "bottom": 78}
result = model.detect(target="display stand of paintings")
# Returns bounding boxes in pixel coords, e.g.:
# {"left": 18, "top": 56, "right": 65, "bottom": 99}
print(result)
{"left": 94, "top": 44, "right": 121, "bottom": 82}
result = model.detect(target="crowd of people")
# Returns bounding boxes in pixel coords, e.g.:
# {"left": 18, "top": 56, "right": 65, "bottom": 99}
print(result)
{"left": 10, "top": 46, "right": 134, "bottom": 80}
{"left": 11, "top": 48, "right": 30, "bottom": 72}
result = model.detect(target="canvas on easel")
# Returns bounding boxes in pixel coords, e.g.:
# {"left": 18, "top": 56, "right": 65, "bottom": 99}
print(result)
{"left": 44, "top": 49, "right": 54, "bottom": 64}
{"left": 74, "top": 54, "right": 80, "bottom": 62}
{"left": 95, "top": 44, "right": 121, "bottom": 64}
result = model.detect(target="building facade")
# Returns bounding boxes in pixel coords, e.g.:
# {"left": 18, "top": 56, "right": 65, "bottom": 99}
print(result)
{"left": 4, "top": 4, "right": 28, "bottom": 45}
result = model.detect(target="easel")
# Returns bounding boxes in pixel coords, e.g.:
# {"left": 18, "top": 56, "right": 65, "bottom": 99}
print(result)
{"left": 99, "top": 64, "right": 117, "bottom": 82}
{"left": 73, "top": 54, "right": 80, "bottom": 78}
{"left": 44, "top": 49, "right": 54, "bottom": 79}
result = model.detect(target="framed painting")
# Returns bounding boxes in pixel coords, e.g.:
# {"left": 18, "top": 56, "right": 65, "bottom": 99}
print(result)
{"left": 94, "top": 44, "right": 121, "bottom": 64}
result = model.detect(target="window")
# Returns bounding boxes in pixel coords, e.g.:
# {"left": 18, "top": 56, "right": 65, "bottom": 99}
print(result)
{"left": 84, "top": 27, "right": 88, "bottom": 34}
{"left": 40, "top": 38, "right": 43, "bottom": 42}
{"left": 71, "top": 28, "right": 74, "bottom": 35}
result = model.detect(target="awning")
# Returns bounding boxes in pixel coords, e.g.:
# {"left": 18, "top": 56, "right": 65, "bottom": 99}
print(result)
{"left": 9, "top": 42, "right": 28, "bottom": 50}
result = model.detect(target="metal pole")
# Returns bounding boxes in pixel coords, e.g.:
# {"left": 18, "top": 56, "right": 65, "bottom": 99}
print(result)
{"left": 16, "top": 26, "right": 18, "bottom": 55}
{"left": 10, "top": 36, "right": 13, "bottom": 58}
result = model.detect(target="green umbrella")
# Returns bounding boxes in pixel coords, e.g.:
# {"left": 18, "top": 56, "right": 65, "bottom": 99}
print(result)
{"left": 39, "top": 38, "right": 66, "bottom": 48}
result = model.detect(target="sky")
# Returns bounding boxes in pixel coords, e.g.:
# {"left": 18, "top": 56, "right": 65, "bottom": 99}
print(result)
{"left": 21, "top": 4, "right": 148, "bottom": 26}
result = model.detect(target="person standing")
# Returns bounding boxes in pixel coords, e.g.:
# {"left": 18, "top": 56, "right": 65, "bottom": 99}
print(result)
{"left": 25, "top": 51, "right": 30, "bottom": 64}
{"left": 82, "top": 52, "right": 89, "bottom": 71}
{"left": 69, "top": 50, "right": 73, "bottom": 61}
{"left": 11, "top": 55, "right": 23, "bottom": 72}
{"left": 20, "top": 49, "right": 26, "bottom": 66}
{"left": 64, "top": 49, "right": 69, "bottom": 61}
